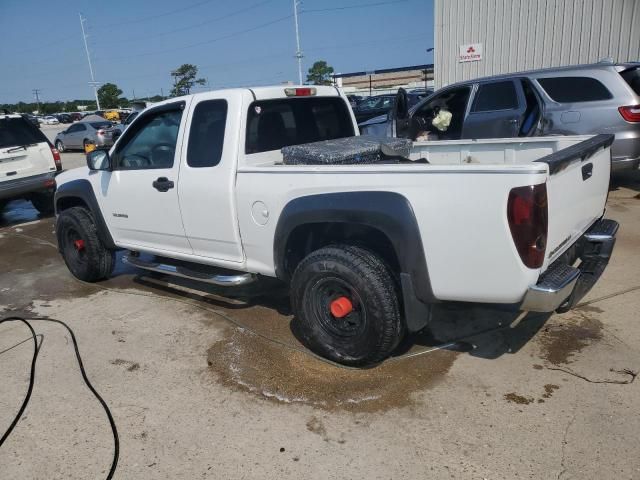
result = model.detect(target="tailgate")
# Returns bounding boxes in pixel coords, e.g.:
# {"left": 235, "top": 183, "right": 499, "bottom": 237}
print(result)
{"left": 0, "top": 142, "right": 56, "bottom": 180}
{"left": 536, "top": 134, "right": 614, "bottom": 268}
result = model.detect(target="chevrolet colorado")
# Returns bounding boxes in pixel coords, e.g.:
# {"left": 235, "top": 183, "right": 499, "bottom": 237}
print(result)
{"left": 53, "top": 86, "right": 618, "bottom": 366}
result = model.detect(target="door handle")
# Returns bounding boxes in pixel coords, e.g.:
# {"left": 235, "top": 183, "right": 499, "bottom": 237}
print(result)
{"left": 152, "top": 177, "right": 174, "bottom": 192}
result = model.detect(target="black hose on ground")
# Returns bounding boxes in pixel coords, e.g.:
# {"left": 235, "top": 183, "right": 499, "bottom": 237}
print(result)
{"left": 0, "top": 315, "right": 119, "bottom": 480}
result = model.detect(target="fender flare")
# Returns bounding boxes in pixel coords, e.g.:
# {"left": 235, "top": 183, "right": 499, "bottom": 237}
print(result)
{"left": 273, "top": 191, "right": 436, "bottom": 331}
{"left": 54, "top": 179, "right": 117, "bottom": 250}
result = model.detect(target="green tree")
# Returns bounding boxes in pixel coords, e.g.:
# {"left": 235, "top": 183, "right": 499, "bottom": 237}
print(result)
{"left": 98, "top": 83, "right": 124, "bottom": 109}
{"left": 170, "top": 64, "right": 205, "bottom": 96}
{"left": 306, "top": 60, "right": 334, "bottom": 85}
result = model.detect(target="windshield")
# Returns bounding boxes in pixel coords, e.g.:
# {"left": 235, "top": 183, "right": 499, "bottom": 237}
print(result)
{"left": 245, "top": 97, "right": 354, "bottom": 154}
{"left": 0, "top": 117, "right": 49, "bottom": 149}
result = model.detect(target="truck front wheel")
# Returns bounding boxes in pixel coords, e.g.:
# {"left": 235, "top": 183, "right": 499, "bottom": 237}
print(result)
{"left": 291, "top": 245, "right": 404, "bottom": 366}
{"left": 56, "top": 206, "right": 115, "bottom": 282}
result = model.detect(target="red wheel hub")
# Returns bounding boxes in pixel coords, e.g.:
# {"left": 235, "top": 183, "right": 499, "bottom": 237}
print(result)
{"left": 330, "top": 296, "right": 353, "bottom": 318}
{"left": 73, "top": 239, "right": 85, "bottom": 251}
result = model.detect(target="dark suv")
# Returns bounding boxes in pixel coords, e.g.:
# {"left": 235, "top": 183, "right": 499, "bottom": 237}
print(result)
{"left": 361, "top": 62, "right": 640, "bottom": 171}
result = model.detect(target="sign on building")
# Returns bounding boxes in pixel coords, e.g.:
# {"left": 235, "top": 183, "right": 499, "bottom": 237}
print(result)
{"left": 459, "top": 43, "right": 482, "bottom": 62}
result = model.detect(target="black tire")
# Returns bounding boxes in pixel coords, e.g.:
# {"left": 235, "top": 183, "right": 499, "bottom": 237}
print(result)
{"left": 56, "top": 206, "right": 115, "bottom": 282}
{"left": 30, "top": 192, "right": 55, "bottom": 215}
{"left": 291, "top": 244, "right": 404, "bottom": 366}
{"left": 55, "top": 140, "right": 65, "bottom": 152}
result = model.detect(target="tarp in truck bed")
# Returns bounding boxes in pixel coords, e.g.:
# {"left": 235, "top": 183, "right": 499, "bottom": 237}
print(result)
{"left": 281, "top": 136, "right": 413, "bottom": 165}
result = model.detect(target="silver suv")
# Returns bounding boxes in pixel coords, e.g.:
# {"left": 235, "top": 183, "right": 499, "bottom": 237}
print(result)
{"left": 361, "top": 62, "right": 640, "bottom": 171}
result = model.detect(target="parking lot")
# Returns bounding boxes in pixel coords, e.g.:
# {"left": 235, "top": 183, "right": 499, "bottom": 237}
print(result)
{"left": 1, "top": 137, "right": 639, "bottom": 478}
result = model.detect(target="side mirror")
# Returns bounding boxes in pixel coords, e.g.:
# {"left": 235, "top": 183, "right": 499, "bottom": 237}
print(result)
{"left": 391, "top": 88, "right": 411, "bottom": 138}
{"left": 87, "top": 149, "right": 111, "bottom": 171}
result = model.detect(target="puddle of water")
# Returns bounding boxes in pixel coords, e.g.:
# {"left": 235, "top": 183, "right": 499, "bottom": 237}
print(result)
{"left": 536, "top": 312, "right": 603, "bottom": 365}
{"left": 504, "top": 392, "right": 533, "bottom": 405}
{"left": 0, "top": 218, "right": 150, "bottom": 310}
{"left": 0, "top": 199, "right": 44, "bottom": 228}
{"left": 206, "top": 326, "right": 458, "bottom": 413}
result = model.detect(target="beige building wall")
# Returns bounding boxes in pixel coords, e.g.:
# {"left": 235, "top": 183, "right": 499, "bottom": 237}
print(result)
{"left": 435, "top": 0, "right": 640, "bottom": 88}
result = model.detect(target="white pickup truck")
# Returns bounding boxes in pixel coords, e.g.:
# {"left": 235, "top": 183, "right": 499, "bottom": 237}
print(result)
{"left": 53, "top": 86, "right": 618, "bottom": 366}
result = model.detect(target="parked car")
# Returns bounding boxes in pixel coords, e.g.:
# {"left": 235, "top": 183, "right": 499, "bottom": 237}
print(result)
{"left": 22, "top": 114, "right": 40, "bottom": 128}
{"left": 1, "top": 113, "right": 61, "bottom": 214}
{"left": 354, "top": 92, "right": 428, "bottom": 124}
{"left": 69, "top": 112, "right": 83, "bottom": 122}
{"left": 104, "top": 110, "right": 120, "bottom": 122}
{"left": 53, "top": 86, "right": 617, "bottom": 366}
{"left": 56, "top": 113, "right": 73, "bottom": 124}
{"left": 54, "top": 119, "right": 116, "bottom": 152}
{"left": 346, "top": 94, "right": 364, "bottom": 108}
{"left": 41, "top": 115, "right": 60, "bottom": 125}
{"left": 353, "top": 94, "right": 396, "bottom": 123}
{"left": 114, "top": 110, "right": 140, "bottom": 136}
{"left": 360, "top": 62, "right": 640, "bottom": 171}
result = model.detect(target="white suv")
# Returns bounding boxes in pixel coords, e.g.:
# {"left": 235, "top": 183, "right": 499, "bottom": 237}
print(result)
{"left": 1, "top": 113, "right": 62, "bottom": 214}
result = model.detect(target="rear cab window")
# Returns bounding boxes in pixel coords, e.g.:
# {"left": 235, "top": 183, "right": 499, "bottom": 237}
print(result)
{"left": 245, "top": 97, "right": 354, "bottom": 154}
{"left": 187, "top": 100, "right": 227, "bottom": 168}
{"left": 537, "top": 76, "right": 613, "bottom": 102}
{"left": 0, "top": 116, "right": 49, "bottom": 149}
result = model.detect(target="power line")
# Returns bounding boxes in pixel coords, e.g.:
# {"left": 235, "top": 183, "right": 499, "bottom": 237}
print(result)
{"left": 100, "top": 14, "right": 293, "bottom": 61}
{"left": 108, "top": 0, "right": 275, "bottom": 44}
{"left": 302, "top": 0, "right": 409, "bottom": 13}
{"left": 96, "top": 0, "right": 220, "bottom": 30}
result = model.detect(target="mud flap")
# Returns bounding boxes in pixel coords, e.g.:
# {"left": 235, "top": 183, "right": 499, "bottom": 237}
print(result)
{"left": 400, "top": 273, "right": 432, "bottom": 332}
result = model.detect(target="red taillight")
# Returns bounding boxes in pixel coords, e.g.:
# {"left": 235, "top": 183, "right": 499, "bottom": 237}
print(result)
{"left": 51, "top": 147, "right": 62, "bottom": 171}
{"left": 618, "top": 105, "right": 640, "bottom": 122}
{"left": 507, "top": 183, "right": 548, "bottom": 269}
{"left": 284, "top": 87, "right": 317, "bottom": 97}
{"left": 97, "top": 129, "right": 106, "bottom": 135}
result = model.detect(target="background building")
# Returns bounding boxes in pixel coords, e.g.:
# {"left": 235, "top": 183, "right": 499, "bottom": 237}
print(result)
{"left": 434, "top": 0, "right": 640, "bottom": 88}
{"left": 333, "top": 64, "right": 434, "bottom": 96}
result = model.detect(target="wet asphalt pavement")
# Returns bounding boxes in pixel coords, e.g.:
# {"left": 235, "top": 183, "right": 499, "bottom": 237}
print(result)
{"left": 1, "top": 167, "right": 639, "bottom": 479}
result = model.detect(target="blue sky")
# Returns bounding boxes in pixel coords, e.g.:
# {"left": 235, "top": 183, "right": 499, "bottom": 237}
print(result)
{"left": 0, "top": 0, "right": 433, "bottom": 103}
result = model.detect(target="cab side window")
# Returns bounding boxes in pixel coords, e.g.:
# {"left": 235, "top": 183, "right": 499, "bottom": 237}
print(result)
{"left": 114, "top": 107, "right": 183, "bottom": 170}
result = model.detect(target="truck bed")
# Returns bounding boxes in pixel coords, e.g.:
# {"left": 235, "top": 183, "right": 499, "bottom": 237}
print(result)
{"left": 238, "top": 134, "right": 612, "bottom": 304}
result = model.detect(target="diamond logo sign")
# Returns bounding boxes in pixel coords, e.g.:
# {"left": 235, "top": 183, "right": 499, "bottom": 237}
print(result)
{"left": 459, "top": 43, "right": 482, "bottom": 62}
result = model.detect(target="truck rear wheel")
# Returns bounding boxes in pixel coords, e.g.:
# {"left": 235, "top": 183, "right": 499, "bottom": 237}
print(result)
{"left": 56, "top": 206, "right": 115, "bottom": 282}
{"left": 291, "top": 245, "right": 404, "bottom": 366}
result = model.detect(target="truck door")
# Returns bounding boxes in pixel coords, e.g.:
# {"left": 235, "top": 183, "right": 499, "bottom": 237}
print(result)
{"left": 177, "top": 94, "right": 244, "bottom": 262}
{"left": 98, "top": 101, "right": 192, "bottom": 254}
{"left": 462, "top": 79, "right": 527, "bottom": 139}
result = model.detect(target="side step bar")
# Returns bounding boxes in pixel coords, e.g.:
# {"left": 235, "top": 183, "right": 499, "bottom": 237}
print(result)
{"left": 122, "top": 253, "right": 257, "bottom": 287}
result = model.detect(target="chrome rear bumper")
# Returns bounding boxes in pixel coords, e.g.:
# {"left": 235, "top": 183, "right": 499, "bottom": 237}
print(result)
{"left": 520, "top": 218, "right": 619, "bottom": 313}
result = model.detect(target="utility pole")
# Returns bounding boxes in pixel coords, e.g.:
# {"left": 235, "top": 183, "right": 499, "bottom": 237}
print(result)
{"left": 79, "top": 13, "right": 101, "bottom": 110}
{"left": 32, "top": 89, "right": 41, "bottom": 113}
{"left": 292, "top": 0, "right": 303, "bottom": 84}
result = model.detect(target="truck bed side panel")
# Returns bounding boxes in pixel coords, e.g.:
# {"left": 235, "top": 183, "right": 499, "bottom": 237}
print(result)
{"left": 236, "top": 165, "right": 547, "bottom": 303}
